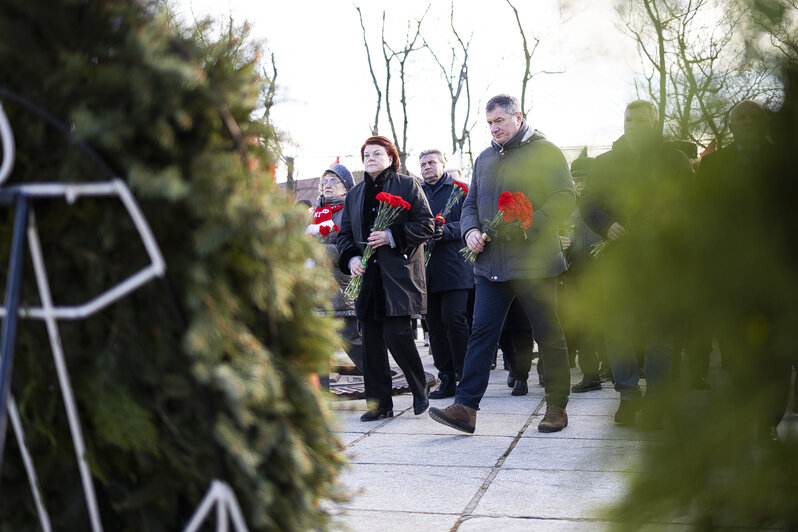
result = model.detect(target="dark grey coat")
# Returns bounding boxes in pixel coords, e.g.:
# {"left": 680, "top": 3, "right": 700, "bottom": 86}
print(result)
{"left": 337, "top": 171, "right": 434, "bottom": 318}
{"left": 460, "top": 122, "right": 575, "bottom": 281}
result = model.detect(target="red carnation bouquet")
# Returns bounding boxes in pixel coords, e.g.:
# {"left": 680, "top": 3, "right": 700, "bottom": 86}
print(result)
{"left": 460, "top": 190, "right": 533, "bottom": 263}
{"left": 424, "top": 181, "right": 469, "bottom": 266}
{"left": 344, "top": 192, "right": 412, "bottom": 299}
{"left": 318, "top": 223, "right": 339, "bottom": 238}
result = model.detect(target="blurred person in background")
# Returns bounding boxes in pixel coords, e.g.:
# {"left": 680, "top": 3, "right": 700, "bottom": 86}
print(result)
{"left": 306, "top": 164, "right": 363, "bottom": 374}
{"left": 580, "top": 100, "right": 693, "bottom": 427}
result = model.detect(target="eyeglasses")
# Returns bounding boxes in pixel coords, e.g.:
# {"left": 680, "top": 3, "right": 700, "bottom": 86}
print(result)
{"left": 321, "top": 178, "right": 342, "bottom": 186}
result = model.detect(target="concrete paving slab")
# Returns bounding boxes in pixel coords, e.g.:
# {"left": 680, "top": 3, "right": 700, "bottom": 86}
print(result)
{"left": 565, "top": 397, "right": 620, "bottom": 416}
{"left": 474, "top": 469, "right": 631, "bottom": 520}
{"left": 334, "top": 432, "right": 365, "bottom": 447}
{"left": 522, "top": 415, "right": 668, "bottom": 441}
{"left": 332, "top": 407, "right": 397, "bottom": 434}
{"left": 458, "top": 516, "right": 612, "bottom": 532}
{"left": 339, "top": 463, "right": 489, "bottom": 514}
{"left": 331, "top": 509, "right": 458, "bottom": 532}
{"left": 375, "top": 412, "right": 532, "bottom": 437}
{"left": 502, "top": 437, "right": 646, "bottom": 472}
{"left": 472, "top": 395, "right": 544, "bottom": 415}
{"left": 481, "top": 384, "right": 547, "bottom": 400}
{"left": 346, "top": 432, "right": 515, "bottom": 467}
{"left": 330, "top": 395, "right": 417, "bottom": 431}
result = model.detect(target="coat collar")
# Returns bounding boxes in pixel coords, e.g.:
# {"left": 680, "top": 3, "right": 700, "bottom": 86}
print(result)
{"left": 491, "top": 120, "right": 545, "bottom": 155}
{"left": 421, "top": 171, "right": 452, "bottom": 191}
{"left": 365, "top": 167, "right": 395, "bottom": 185}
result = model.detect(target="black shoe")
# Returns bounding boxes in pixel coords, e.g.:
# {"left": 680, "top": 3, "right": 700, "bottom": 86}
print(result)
{"left": 614, "top": 399, "right": 641, "bottom": 426}
{"left": 360, "top": 407, "right": 393, "bottom": 422}
{"left": 511, "top": 379, "right": 528, "bottom": 396}
{"left": 429, "top": 375, "right": 456, "bottom": 399}
{"left": 507, "top": 375, "right": 516, "bottom": 388}
{"left": 538, "top": 375, "right": 546, "bottom": 387}
{"left": 571, "top": 378, "right": 602, "bottom": 393}
{"left": 599, "top": 365, "right": 613, "bottom": 382}
{"left": 413, "top": 385, "right": 430, "bottom": 415}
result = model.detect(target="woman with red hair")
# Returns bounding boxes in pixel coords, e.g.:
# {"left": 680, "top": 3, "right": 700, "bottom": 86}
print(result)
{"left": 337, "top": 136, "right": 435, "bottom": 421}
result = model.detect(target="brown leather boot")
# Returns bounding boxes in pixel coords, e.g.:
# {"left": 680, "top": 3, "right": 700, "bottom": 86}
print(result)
{"left": 429, "top": 402, "right": 477, "bottom": 434}
{"left": 538, "top": 404, "right": 568, "bottom": 432}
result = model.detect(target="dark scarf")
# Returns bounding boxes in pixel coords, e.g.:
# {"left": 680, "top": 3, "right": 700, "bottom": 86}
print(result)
{"left": 317, "top": 194, "right": 346, "bottom": 208}
{"left": 361, "top": 167, "right": 394, "bottom": 241}
{"left": 359, "top": 168, "right": 394, "bottom": 320}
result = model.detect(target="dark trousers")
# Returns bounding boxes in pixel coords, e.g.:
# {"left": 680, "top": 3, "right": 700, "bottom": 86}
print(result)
{"left": 604, "top": 314, "right": 673, "bottom": 400}
{"left": 498, "top": 298, "right": 537, "bottom": 381}
{"left": 722, "top": 339, "right": 791, "bottom": 429}
{"left": 569, "top": 330, "right": 602, "bottom": 381}
{"left": 361, "top": 316, "right": 427, "bottom": 410}
{"left": 342, "top": 316, "right": 364, "bottom": 373}
{"left": 455, "top": 276, "right": 570, "bottom": 409}
{"left": 426, "top": 289, "right": 471, "bottom": 380}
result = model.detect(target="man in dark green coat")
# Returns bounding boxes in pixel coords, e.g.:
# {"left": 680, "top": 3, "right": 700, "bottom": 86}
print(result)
{"left": 429, "top": 94, "right": 575, "bottom": 434}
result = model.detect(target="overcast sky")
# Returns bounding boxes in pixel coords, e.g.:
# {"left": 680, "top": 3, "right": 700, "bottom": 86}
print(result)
{"left": 174, "top": 0, "right": 644, "bottom": 181}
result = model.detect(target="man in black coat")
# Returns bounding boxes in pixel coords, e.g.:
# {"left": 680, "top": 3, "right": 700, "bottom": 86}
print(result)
{"left": 697, "top": 100, "right": 790, "bottom": 443}
{"left": 419, "top": 149, "right": 474, "bottom": 399}
{"left": 580, "top": 100, "right": 694, "bottom": 426}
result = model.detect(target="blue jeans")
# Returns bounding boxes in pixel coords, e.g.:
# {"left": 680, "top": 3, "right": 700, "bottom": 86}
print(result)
{"left": 604, "top": 315, "right": 673, "bottom": 400}
{"left": 455, "top": 276, "right": 570, "bottom": 409}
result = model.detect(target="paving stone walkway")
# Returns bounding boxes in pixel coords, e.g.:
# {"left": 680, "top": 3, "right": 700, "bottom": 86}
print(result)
{"left": 327, "top": 341, "right": 796, "bottom": 531}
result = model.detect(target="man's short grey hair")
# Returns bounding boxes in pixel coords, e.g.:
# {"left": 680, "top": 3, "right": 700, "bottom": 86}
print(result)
{"left": 419, "top": 149, "right": 446, "bottom": 164}
{"left": 486, "top": 94, "right": 522, "bottom": 116}
{"left": 626, "top": 100, "right": 659, "bottom": 120}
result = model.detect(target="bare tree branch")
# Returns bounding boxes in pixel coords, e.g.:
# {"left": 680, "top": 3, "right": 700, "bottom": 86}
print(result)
{"left": 355, "top": 5, "right": 382, "bottom": 135}
{"left": 423, "top": 0, "right": 474, "bottom": 163}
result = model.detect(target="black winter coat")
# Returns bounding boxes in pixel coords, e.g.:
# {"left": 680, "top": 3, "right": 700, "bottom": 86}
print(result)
{"left": 337, "top": 169, "right": 434, "bottom": 318}
{"left": 421, "top": 172, "right": 474, "bottom": 293}
{"left": 696, "top": 141, "right": 775, "bottom": 186}
{"left": 580, "top": 135, "right": 694, "bottom": 237}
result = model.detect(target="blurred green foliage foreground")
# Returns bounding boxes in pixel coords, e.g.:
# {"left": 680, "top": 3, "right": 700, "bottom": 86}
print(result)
{"left": 0, "top": 1, "right": 345, "bottom": 530}
{"left": 562, "top": 56, "right": 798, "bottom": 532}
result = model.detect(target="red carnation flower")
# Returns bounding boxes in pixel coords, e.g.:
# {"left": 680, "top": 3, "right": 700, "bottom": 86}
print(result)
{"left": 498, "top": 191, "right": 515, "bottom": 212}
{"left": 435, "top": 213, "right": 445, "bottom": 224}
{"left": 454, "top": 181, "right": 469, "bottom": 194}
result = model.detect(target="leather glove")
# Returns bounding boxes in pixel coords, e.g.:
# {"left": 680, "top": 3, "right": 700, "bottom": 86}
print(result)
{"left": 431, "top": 224, "right": 444, "bottom": 242}
{"left": 481, "top": 223, "right": 498, "bottom": 241}
{"left": 497, "top": 223, "right": 526, "bottom": 241}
